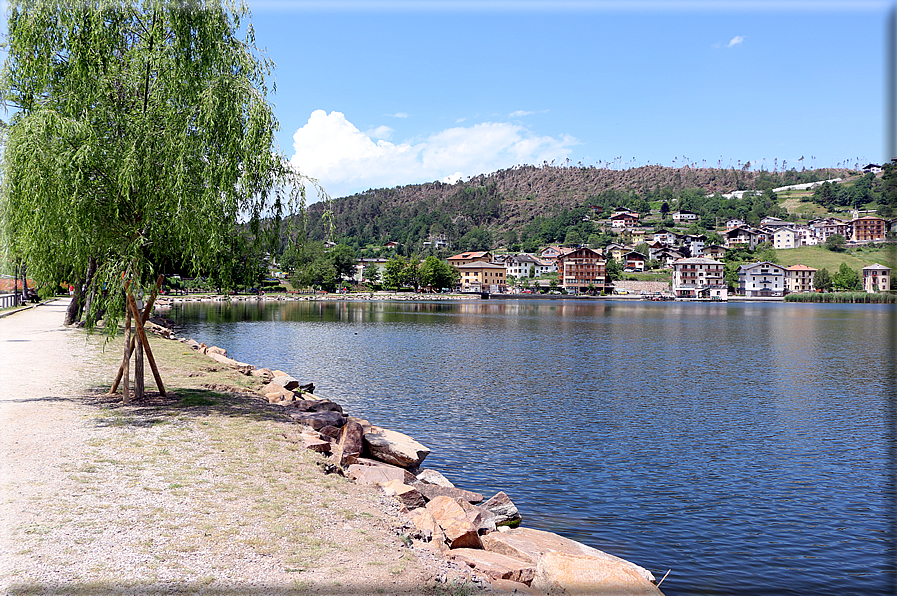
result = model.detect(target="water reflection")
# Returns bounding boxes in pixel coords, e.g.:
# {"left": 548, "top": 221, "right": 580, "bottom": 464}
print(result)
{"left": 169, "top": 299, "right": 895, "bottom": 596}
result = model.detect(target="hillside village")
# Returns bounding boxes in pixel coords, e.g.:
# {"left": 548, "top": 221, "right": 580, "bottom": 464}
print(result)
{"left": 349, "top": 204, "right": 895, "bottom": 301}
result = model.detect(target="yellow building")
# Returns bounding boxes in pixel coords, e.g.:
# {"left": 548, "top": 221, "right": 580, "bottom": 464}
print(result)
{"left": 456, "top": 262, "right": 506, "bottom": 293}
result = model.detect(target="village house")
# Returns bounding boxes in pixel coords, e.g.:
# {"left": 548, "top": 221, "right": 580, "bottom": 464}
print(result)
{"left": 726, "top": 218, "right": 747, "bottom": 229}
{"left": 556, "top": 247, "right": 607, "bottom": 294}
{"left": 682, "top": 234, "right": 707, "bottom": 257}
{"left": 737, "top": 262, "right": 787, "bottom": 297}
{"left": 447, "top": 251, "right": 493, "bottom": 267}
{"left": 504, "top": 254, "right": 544, "bottom": 279}
{"left": 760, "top": 216, "right": 792, "bottom": 230}
{"left": 671, "top": 257, "right": 726, "bottom": 299}
{"left": 422, "top": 235, "right": 449, "bottom": 250}
{"left": 671, "top": 210, "right": 699, "bottom": 223}
{"left": 810, "top": 217, "right": 850, "bottom": 242}
{"left": 655, "top": 247, "right": 685, "bottom": 268}
{"left": 604, "top": 243, "right": 627, "bottom": 262}
{"left": 456, "top": 262, "right": 506, "bottom": 293}
{"left": 704, "top": 244, "right": 728, "bottom": 260}
{"left": 353, "top": 258, "right": 389, "bottom": 282}
{"left": 851, "top": 216, "right": 887, "bottom": 242}
{"left": 539, "top": 246, "right": 574, "bottom": 269}
{"left": 784, "top": 264, "right": 818, "bottom": 294}
{"left": 723, "top": 226, "right": 763, "bottom": 250}
{"left": 862, "top": 264, "right": 891, "bottom": 293}
{"left": 622, "top": 251, "right": 647, "bottom": 271}
{"left": 652, "top": 228, "right": 679, "bottom": 245}
{"left": 772, "top": 227, "right": 802, "bottom": 250}
{"left": 609, "top": 211, "right": 640, "bottom": 228}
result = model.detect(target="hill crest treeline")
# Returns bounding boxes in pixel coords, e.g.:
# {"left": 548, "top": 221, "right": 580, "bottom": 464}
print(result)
{"left": 304, "top": 164, "right": 853, "bottom": 250}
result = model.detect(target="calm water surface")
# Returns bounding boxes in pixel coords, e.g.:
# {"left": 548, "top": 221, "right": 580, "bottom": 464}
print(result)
{"left": 167, "top": 299, "right": 896, "bottom": 596}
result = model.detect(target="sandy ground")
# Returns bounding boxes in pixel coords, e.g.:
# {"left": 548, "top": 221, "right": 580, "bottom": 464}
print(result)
{"left": 0, "top": 299, "right": 485, "bottom": 595}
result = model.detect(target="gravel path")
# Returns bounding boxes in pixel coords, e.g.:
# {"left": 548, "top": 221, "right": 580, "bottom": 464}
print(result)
{"left": 0, "top": 300, "right": 482, "bottom": 595}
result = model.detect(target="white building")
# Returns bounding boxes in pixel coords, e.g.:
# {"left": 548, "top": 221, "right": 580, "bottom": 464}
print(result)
{"left": 737, "top": 262, "right": 787, "bottom": 297}
{"left": 772, "top": 227, "right": 802, "bottom": 250}
{"left": 672, "top": 257, "right": 727, "bottom": 299}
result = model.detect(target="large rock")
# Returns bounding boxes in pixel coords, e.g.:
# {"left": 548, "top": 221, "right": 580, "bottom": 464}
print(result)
{"left": 289, "top": 410, "right": 346, "bottom": 430}
{"left": 330, "top": 420, "right": 364, "bottom": 466}
{"left": 417, "top": 469, "right": 455, "bottom": 488}
{"left": 425, "top": 496, "right": 482, "bottom": 550}
{"left": 289, "top": 399, "right": 343, "bottom": 414}
{"left": 407, "top": 507, "right": 446, "bottom": 546}
{"left": 417, "top": 484, "right": 483, "bottom": 504}
{"left": 455, "top": 499, "right": 497, "bottom": 534}
{"left": 363, "top": 426, "right": 430, "bottom": 468}
{"left": 481, "top": 527, "right": 656, "bottom": 585}
{"left": 381, "top": 479, "right": 426, "bottom": 509}
{"left": 269, "top": 375, "right": 300, "bottom": 391}
{"left": 204, "top": 345, "right": 227, "bottom": 356}
{"left": 448, "top": 548, "right": 536, "bottom": 585}
{"left": 482, "top": 491, "right": 522, "bottom": 527}
{"left": 299, "top": 431, "right": 332, "bottom": 453}
{"left": 532, "top": 552, "right": 664, "bottom": 595}
{"left": 347, "top": 460, "right": 416, "bottom": 485}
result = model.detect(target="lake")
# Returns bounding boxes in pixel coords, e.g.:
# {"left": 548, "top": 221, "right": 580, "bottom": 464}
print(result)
{"left": 166, "top": 298, "right": 896, "bottom": 596}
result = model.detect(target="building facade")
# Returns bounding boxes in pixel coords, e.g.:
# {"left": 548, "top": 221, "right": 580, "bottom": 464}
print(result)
{"left": 862, "top": 264, "right": 891, "bottom": 293}
{"left": 671, "top": 257, "right": 726, "bottom": 299}
{"left": 557, "top": 247, "right": 607, "bottom": 294}
{"left": 785, "top": 264, "right": 818, "bottom": 293}
{"left": 737, "top": 262, "right": 787, "bottom": 297}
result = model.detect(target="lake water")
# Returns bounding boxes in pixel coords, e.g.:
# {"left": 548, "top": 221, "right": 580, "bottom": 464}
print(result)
{"left": 166, "top": 298, "right": 896, "bottom": 596}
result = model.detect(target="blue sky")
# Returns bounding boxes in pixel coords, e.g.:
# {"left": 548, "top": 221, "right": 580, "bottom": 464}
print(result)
{"left": 246, "top": 1, "right": 893, "bottom": 200}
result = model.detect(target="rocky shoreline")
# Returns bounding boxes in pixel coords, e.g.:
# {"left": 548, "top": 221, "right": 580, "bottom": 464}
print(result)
{"left": 143, "top": 314, "right": 666, "bottom": 595}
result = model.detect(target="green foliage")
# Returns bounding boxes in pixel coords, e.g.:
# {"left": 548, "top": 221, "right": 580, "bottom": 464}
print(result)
{"left": 418, "top": 256, "right": 459, "bottom": 291}
{"left": 0, "top": 0, "right": 307, "bottom": 331}
{"left": 605, "top": 258, "right": 622, "bottom": 282}
{"left": 286, "top": 242, "right": 355, "bottom": 292}
{"left": 362, "top": 263, "right": 381, "bottom": 285}
{"left": 825, "top": 234, "right": 846, "bottom": 252}
{"left": 813, "top": 267, "right": 832, "bottom": 291}
{"left": 382, "top": 256, "right": 406, "bottom": 290}
{"left": 831, "top": 262, "right": 861, "bottom": 291}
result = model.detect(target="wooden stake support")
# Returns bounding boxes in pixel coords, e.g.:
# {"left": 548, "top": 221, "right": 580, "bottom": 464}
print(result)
{"left": 109, "top": 275, "right": 166, "bottom": 397}
{"left": 126, "top": 292, "right": 166, "bottom": 397}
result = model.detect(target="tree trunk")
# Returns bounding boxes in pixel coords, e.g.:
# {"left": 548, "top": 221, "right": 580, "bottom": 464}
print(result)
{"left": 64, "top": 279, "right": 83, "bottom": 326}
{"left": 81, "top": 256, "right": 98, "bottom": 323}
{"left": 122, "top": 302, "right": 131, "bottom": 404}
{"left": 134, "top": 293, "right": 144, "bottom": 400}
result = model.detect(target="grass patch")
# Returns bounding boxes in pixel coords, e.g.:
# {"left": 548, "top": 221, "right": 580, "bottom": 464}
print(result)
{"left": 175, "top": 390, "right": 219, "bottom": 407}
{"left": 773, "top": 245, "right": 896, "bottom": 271}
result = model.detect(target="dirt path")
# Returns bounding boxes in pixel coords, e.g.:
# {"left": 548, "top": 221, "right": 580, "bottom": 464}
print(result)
{"left": 0, "top": 300, "right": 481, "bottom": 595}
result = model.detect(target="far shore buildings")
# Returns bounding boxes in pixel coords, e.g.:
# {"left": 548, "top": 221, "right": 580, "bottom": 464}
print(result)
{"left": 737, "top": 261, "right": 787, "bottom": 297}
{"left": 447, "top": 251, "right": 492, "bottom": 267}
{"left": 862, "top": 264, "right": 891, "bottom": 293}
{"left": 671, "top": 257, "right": 726, "bottom": 299}
{"left": 557, "top": 247, "right": 607, "bottom": 294}
{"left": 785, "top": 264, "right": 818, "bottom": 294}
{"left": 456, "top": 262, "right": 506, "bottom": 293}
{"left": 851, "top": 216, "right": 887, "bottom": 242}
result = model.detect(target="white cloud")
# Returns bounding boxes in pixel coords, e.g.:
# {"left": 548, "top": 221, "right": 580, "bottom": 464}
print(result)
{"left": 367, "top": 125, "right": 394, "bottom": 140}
{"left": 389, "top": 112, "right": 409, "bottom": 118}
{"left": 509, "top": 110, "right": 534, "bottom": 118}
{"left": 727, "top": 35, "right": 745, "bottom": 47}
{"left": 291, "top": 109, "right": 578, "bottom": 198}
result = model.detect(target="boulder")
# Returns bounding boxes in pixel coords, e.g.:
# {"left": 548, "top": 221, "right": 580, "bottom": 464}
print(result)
{"left": 347, "top": 462, "right": 416, "bottom": 485}
{"left": 480, "top": 527, "right": 656, "bottom": 585}
{"left": 407, "top": 507, "right": 446, "bottom": 546}
{"left": 330, "top": 420, "right": 364, "bottom": 467}
{"left": 269, "top": 375, "right": 300, "bottom": 391}
{"left": 363, "top": 426, "right": 430, "bottom": 469}
{"left": 318, "top": 425, "right": 342, "bottom": 439}
{"left": 300, "top": 432, "right": 332, "bottom": 453}
{"left": 487, "top": 578, "right": 541, "bottom": 595}
{"left": 272, "top": 370, "right": 289, "bottom": 377}
{"left": 455, "top": 499, "right": 497, "bottom": 534}
{"left": 252, "top": 367, "right": 274, "bottom": 383}
{"left": 205, "top": 345, "right": 227, "bottom": 357}
{"left": 532, "top": 552, "right": 664, "bottom": 595}
{"left": 185, "top": 339, "right": 201, "bottom": 350}
{"left": 425, "top": 495, "right": 482, "bottom": 550}
{"left": 417, "top": 469, "right": 455, "bottom": 488}
{"left": 289, "top": 410, "right": 346, "bottom": 430}
{"left": 381, "top": 479, "right": 426, "bottom": 509}
{"left": 264, "top": 386, "right": 296, "bottom": 403}
{"left": 347, "top": 417, "right": 372, "bottom": 434}
{"left": 482, "top": 491, "right": 522, "bottom": 527}
{"left": 417, "top": 484, "right": 483, "bottom": 504}
{"left": 290, "top": 399, "right": 343, "bottom": 414}
{"left": 448, "top": 548, "right": 536, "bottom": 585}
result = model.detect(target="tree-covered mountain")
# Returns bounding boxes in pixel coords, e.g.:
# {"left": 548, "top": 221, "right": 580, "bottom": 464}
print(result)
{"left": 303, "top": 164, "right": 857, "bottom": 254}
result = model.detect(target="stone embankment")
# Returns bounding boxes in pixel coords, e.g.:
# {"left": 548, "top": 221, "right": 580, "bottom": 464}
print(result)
{"left": 145, "top": 317, "right": 666, "bottom": 595}
{"left": 155, "top": 291, "right": 480, "bottom": 306}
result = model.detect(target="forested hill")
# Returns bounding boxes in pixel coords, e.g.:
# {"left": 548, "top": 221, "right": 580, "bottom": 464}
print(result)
{"left": 304, "top": 164, "right": 854, "bottom": 250}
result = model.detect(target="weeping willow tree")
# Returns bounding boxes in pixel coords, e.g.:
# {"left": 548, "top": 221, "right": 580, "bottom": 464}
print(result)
{"left": 0, "top": 0, "right": 312, "bottom": 398}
